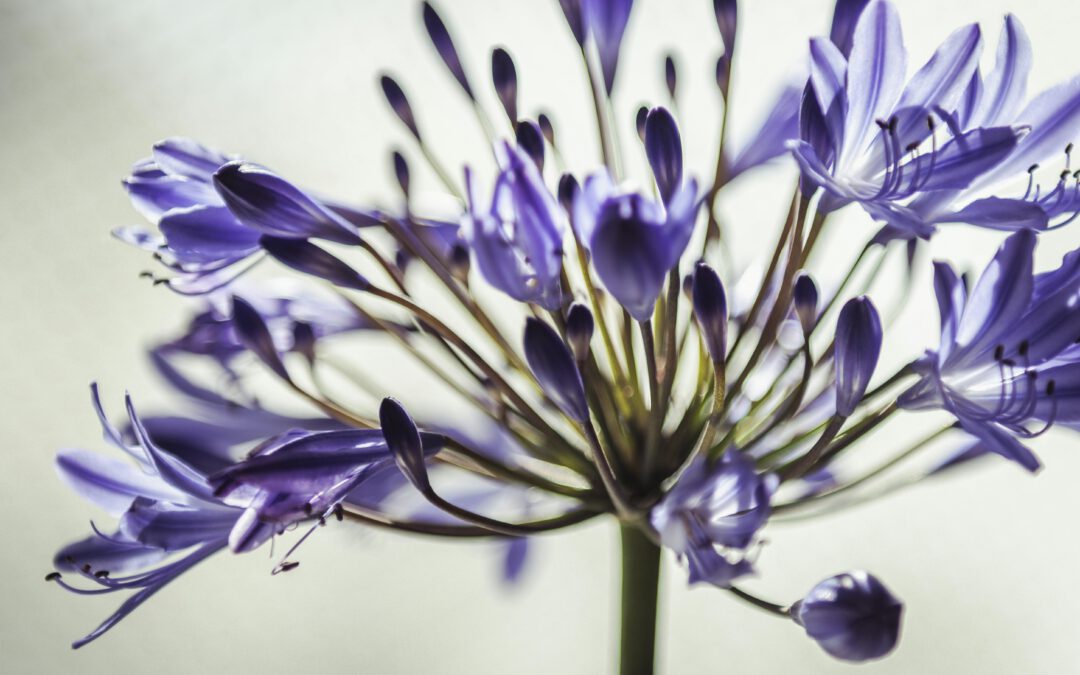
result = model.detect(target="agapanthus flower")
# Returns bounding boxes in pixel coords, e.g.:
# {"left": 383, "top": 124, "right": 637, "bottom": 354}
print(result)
{"left": 50, "top": 0, "right": 1080, "bottom": 670}
{"left": 898, "top": 229, "right": 1080, "bottom": 471}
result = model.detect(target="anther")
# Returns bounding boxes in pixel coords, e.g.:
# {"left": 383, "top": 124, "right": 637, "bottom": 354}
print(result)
{"left": 1018, "top": 340, "right": 1029, "bottom": 357}
{"left": 302, "top": 503, "right": 314, "bottom": 516}
{"left": 64, "top": 555, "right": 75, "bottom": 564}
{"left": 926, "top": 114, "right": 936, "bottom": 131}
{"left": 45, "top": 572, "right": 62, "bottom": 582}
{"left": 94, "top": 570, "right": 110, "bottom": 579}
{"left": 875, "top": 118, "right": 889, "bottom": 130}
{"left": 888, "top": 115, "right": 898, "bottom": 132}
{"left": 274, "top": 561, "right": 300, "bottom": 574}
{"left": 333, "top": 504, "right": 344, "bottom": 522}
{"left": 81, "top": 564, "right": 91, "bottom": 574}
{"left": 1047, "top": 380, "right": 1057, "bottom": 396}
{"left": 994, "top": 344, "right": 1005, "bottom": 361}
{"left": 1028, "top": 164, "right": 1040, "bottom": 174}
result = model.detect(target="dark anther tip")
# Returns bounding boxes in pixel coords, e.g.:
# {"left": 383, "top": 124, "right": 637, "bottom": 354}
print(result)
{"left": 1028, "top": 164, "right": 1040, "bottom": 173}
{"left": 1018, "top": 340, "right": 1029, "bottom": 356}
{"left": 274, "top": 561, "right": 301, "bottom": 575}
{"left": 993, "top": 344, "right": 1005, "bottom": 361}
{"left": 94, "top": 570, "right": 110, "bottom": 579}
{"left": 81, "top": 564, "right": 92, "bottom": 573}
{"left": 45, "top": 572, "right": 62, "bottom": 582}
{"left": 1066, "top": 142, "right": 1074, "bottom": 154}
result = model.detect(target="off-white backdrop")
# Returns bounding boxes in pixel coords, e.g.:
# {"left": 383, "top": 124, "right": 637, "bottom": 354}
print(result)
{"left": 2, "top": 0, "right": 1079, "bottom": 673}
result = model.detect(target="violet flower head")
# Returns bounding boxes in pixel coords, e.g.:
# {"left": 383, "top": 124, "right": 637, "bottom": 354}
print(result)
{"left": 898, "top": 229, "right": 1080, "bottom": 471}
{"left": 52, "top": 0, "right": 1080, "bottom": 668}
{"left": 792, "top": 571, "right": 903, "bottom": 662}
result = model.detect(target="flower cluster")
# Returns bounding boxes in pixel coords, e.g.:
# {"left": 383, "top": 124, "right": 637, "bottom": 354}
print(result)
{"left": 50, "top": 0, "right": 1080, "bottom": 669}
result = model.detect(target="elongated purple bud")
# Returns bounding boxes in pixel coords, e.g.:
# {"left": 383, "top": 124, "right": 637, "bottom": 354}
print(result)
{"left": 421, "top": 2, "right": 474, "bottom": 100}
{"left": 793, "top": 272, "right": 819, "bottom": 335}
{"left": 523, "top": 318, "right": 589, "bottom": 423}
{"left": 558, "top": 0, "right": 587, "bottom": 46}
{"left": 260, "top": 236, "right": 370, "bottom": 291}
{"left": 635, "top": 106, "right": 648, "bottom": 142}
{"left": 214, "top": 162, "right": 360, "bottom": 245}
{"left": 515, "top": 120, "right": 545, "bottom": 173}
{"left": 491, "top": 47, "right": 518, "bottom": 123}
{"left": 713, "top": 0, "right": 738, "bottom": 54}
{"left": 834, "top": 296, "right": 882, "bottom": 417}
{"left": 644, "top": 106, "right": 683, "bottom": 205}
{"left": 692, "top": 262, "right": 728, "bottom": 364}
{"left": 717, "top": 56, "right": 733, "bottom": 95}
{"left": 565, "top": 301, "right": 595, "bottom": 361}
{"left": 664, "top": 54, "right": 677, "bottom": 100}
{"left": 231, "top": 296, "right": 289, "bottom": 380}
{"left": 392, "top": 150, "right": 410, "bottom": 199}
{"left": 538, "top": 113, "right": 556, "bottom": 148}
{"left": 792, "top": 571, "right": 902, "bottom": 662}
{"left": 380, "top": 75, "right": 421, "bottom": 140}
{"left": 380, "top": 397, "right": 430, "bottom": 492}
{"left": 558, "top": 173, "right": 579, "bottom": 214}
{"left": 829, "top": 0, "right": 871, "bottom": 57}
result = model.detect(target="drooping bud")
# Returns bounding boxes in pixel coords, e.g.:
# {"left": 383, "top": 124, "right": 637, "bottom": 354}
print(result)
{"left": 713, "top": 0, "right": 738, "bottom": 55}
{"left": 558, "top": 173, "right": 580, "bottom": 215}
{"left": 213, "top": 162, "right": 360, "bottom": 245}
{"left": 392, "top": 150, "right": 410, "bottom": 200}
{"left": 379, "top": 397, "right": 430, "bottom": 492}
{"left": 515, "top": 120, "right": 546, "bottom": 174}
{"left": 834, "top": 296, "right": 882, "bottom": 417}
{"left": 664, "top": 54, "right": 677, "bottom": 100}
{"left": 523, "top": 318, "right": 590, "bottom": 423}
{"left": 259, "top": 236, "right": 370, "bottom": 291}
{"left": 635, "top": 106, "right": 648, "bottom": 142}
{"left": 829, "top": 0, "right": 871, "bottom": 57}
{"left": 792, "top": 571, "right": 902, "bottom": 663}
{"left": 792, "top": 272, "right": 819, "bottom": 335}
{"left": 379, "top": 74, "right": 421, "bottom": 140}
{"left": 538, "top": 113, "right": 556, "bottom": 148}
{"left": 691, "top": 261, "right": 728, "bottom": 364}
{"left": 581, "top": 0, "right": 635, "bottom": 94}
{"left": 565, "top": 301, "right": 595, "bottom": 362}
{"left": 491, "top": 47, "right": 518, "bottom": 123}
{"left": 231, "top": 296, "right": 289, "bottom": 380}
{"left": 421, "top": 2, "right": 474, "bottom": 100}
{"left": 644, "top": 106, "right": 683, "bottom": 205}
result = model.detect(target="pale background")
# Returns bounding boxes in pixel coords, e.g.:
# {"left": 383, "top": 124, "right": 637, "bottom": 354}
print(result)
{"left": 2, "top": 0, "right": 1080, "bottom": 673}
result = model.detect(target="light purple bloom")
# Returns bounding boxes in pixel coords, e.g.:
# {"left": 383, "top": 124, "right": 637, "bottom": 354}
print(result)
{"left": 898, "top": 229, "right": 1080, "bottom": 471}
{"left": 462, "top": 142, "right": 566, "bottom": 309}
{"left": 650, "top": 451, "right": 776, "bottom": 587}
{"left": 790, "top": 0, "right": 1030, "bottom": 237}
{"left": 573, "top": 171, "right": 700, "bottom": 321}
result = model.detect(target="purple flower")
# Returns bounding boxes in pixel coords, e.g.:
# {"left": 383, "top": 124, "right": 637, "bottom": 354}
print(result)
{"left": 898, "top": 15, "right": 1080, "bottom": 234}
{"left": 792, "top": 571, "right": 903, "bottom": 662}
{"left": 650, "top": 451, "right": 777, "bottom": 587}
{"left": 462, "top": 142, "right": 566, "bottom": 309}
{"left": 898, "top": 229, "right": 1080, "bottom": 471}
{"left": 790, "top": 1, "right": 1030, "bottom": 237}
{"left": 573, "top": 171, "right": 700, "bottom": 321}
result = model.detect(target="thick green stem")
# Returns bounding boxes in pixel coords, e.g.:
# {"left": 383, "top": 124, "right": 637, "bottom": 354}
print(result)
{"left": 618, "top": 524, "right": 661, "bottom": 675}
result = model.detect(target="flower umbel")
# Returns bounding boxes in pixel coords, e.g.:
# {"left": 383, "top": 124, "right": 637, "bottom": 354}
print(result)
{"left": 51, "top": 0, "right": 1080, "bottom": 670}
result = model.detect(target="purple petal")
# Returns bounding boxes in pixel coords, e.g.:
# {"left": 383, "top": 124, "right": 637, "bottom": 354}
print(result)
{"left": 56, "top": 449, "right": 186, "bottom": 516}
{"left": 644, "top": 106, "right": 683, "bottom": 205}
{"left": 213, "top": 161, "right": 361, "bottom": 245}
{"left": 119, "top": 498, "right": 238, "bottom": 551}
{"left": 152, "top": 137, "right": 231, "bottom": 181}
{"left": 54, "top": 533, "right": 168, "bottom": 574}
{"left": 581, "top": 0, "right": 635, "bottom": 94}
{"left": 933, "top": 197, "right": 1049, "bottom": 231}
{"left": 840, "top": 0, "right": 906, "bottom": 168}
{"left": 259, "top": 236, "right": 370, "bottom": 291}
{"left": 828, "top": 0, "right": 870, "bottom": 57}
{"left": 158, "top": 205, "right": 261, "bottom": 264}
{"left": 795, "top": 571, "right": 903, "bottom": 662}
{"left": 968, "top": 14, "right": 1031, "bottom": 128}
